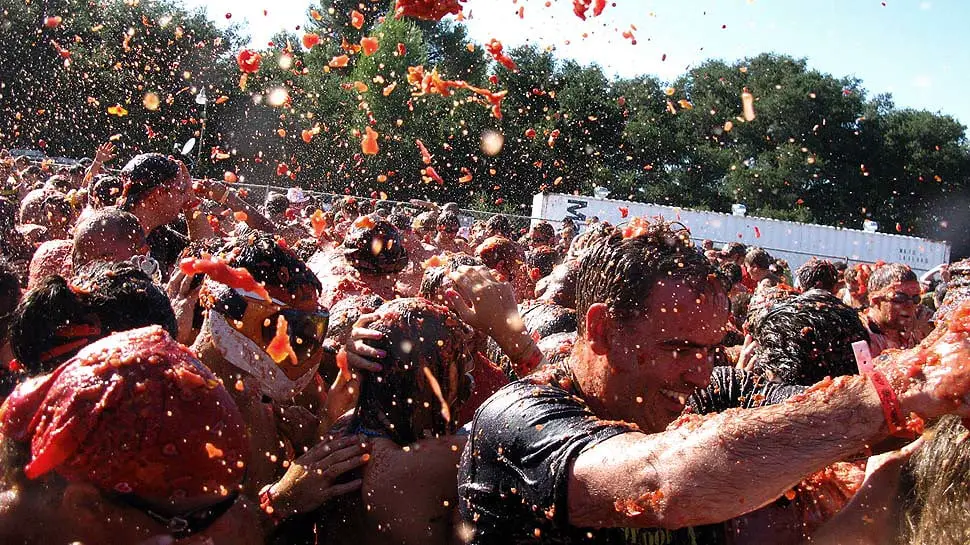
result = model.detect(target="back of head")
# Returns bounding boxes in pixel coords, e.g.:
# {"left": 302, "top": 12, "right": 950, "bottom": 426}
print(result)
{"left": 936, "top": 258, "right": 970, "bottom": 322}
{"left": 437, "top": 211, "right": 460, "bottom": 234}
{"left": 71, "top": 208, "right": 146, "bottom": 269}
{"left": 530, "top": 221, "right": 556, "bottom": 246}
{"left": 27, "top": 239, "right": 73, "bottom": 290}
{"left": 901, "top": 415, "right": 970, "bottom": 545}
{"left": 0, "top": 326, "right": 248, "bottom": 508}
{"left": 419, "top": 254, "right": 484, "bottom": 301}
{"left": 567, "top": 221, "right": 616, "bottom": 259}
{"left": 526, "top": 245, "right": 560, "bottom": 281}
{"left": 751, "top": 289, "right": 869, "bottom": 385}
{"left": 117, "top": 153, "right": 179, "bottom": 211}
{"left": 745, "top": 285, "right": 798, "bottom": 335}
{"left": 90, "top": 175, "right": 123, "bottom": 208}
{"left": 485, "top": 214, "right": 512, "bottom": 238}
{"left": 412, "top": 210, "right": 438, "bottom": 235}
{"left": 71, "top": 260, "right": 177, "bottom": 338}
{"left": 576, "top": 218, "right": 722, "bottom": 335}
{"left": 341, "top": 216, "right": 408, "bottom": 275}
{"left": 264, "top": 193, "right": 289, "bottom": 218}
{"left": 475, "top": 235, "right": 524, "bottom": 272}
{"left": 355, "top": 298, "right": 474, "bottom": 445}
{"left": 720, "top": 242, "right": 747, "bottom": 262}
{"left": 9, "top": 275, "right": 91, "bottom": 376}
{"left": 796, "top": 258, "right": 840, "bottom": 292}
{"left": 19, "top": 188, "right": 52, "bottom": 225}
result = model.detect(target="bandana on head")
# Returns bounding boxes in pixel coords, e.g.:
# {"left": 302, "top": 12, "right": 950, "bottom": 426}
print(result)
{"left": 0, "top": 326, "right": 249, "bottom": 504}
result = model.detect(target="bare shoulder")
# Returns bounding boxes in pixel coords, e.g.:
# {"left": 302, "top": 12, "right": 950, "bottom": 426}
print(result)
{"left": 362, "top": 436, "right": 467, "bottom": 545}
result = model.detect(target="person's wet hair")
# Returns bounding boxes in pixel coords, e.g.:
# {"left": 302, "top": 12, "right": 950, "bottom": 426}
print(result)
{"left": 485, "top": 214, "right": 512, "bottom": 238}
{"left": 412, "top": 210, "right": 438, "bottom": 235}
{"left": 751, "top": 289, "right": 869, "bottom": 385}
{"left": 526, "top": 246, "right": 560, "bottom": 280}
{"left": 388, "top": 211, "right": 412, "bottom": 233}
{"left": 521, "top": 301, "right": 577, "bottom": 340}
{"left": 868, "top": 262, "right": 919, "bottom": 294}
{"left": 322, "top": 293, "right": 385, "bottom": 364}
{"left": 117, "top": 153, "right": 180, "bottom": 210}
{"left": 529, "top": 221, "right": 556, "bottom": 246}
{"left": 745, "top": 285, "right": 798, "bottom": 335}
{"left": 90, "top": 175, "right": 124, "bottom": 208}
{"left": 535, "top": 259, "right": 581, "bottom": 308}
{"left": 352, "top": 298, "right": 474, "bottom": 445}
{"left": 720, "top": 262, "right": 743, "bottom": 287}
{"left": 264, "top": 192, "right": 289, "bottom": 217}
{"left": 795, "top": 258, "right": 840, "bottom": 292}
{"left": 8, "top": 275, "right": 92, "bottom": 376}
{"left": 744, "top": 247, "right": 774, "bottom": 270}
{"left": 900, "top": 415, "right": 970, "bottom": 545}
{"left": 437, "top": 211, "right": 460, "bottom": 234}
{"left": 475, "top": 235, "right": 524, "bottom": 273}
{"left": 419, "top": 254, "right": 484, "bottom": 301}
{"left": 341, "top": 216, "right": 408, "bottom": 275}
{"left": 567, "top": 221, "right": 616, "bottom": 259}
{"left": 71, "top": 260, "right": 178, "bottom": 339}
{"left": 575, "top": 219, "right": 723, "bottom": 335}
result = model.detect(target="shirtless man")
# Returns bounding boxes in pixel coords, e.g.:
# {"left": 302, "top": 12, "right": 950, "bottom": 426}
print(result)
{"left": 188, "top": 232, "right": 368, "bottom": 536}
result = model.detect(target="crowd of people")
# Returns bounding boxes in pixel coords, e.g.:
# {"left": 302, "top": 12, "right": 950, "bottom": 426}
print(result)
{"left": 0, "top": 144, "right": 968, "bottom": 545}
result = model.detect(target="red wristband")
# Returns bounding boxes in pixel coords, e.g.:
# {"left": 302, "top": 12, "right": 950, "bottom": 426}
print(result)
{"left": 852, "top": 341, "right": 916, "bottom": 438}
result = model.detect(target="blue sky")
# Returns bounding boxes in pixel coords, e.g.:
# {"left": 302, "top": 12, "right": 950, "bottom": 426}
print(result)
{"left": 187, "top": 0, "right": 970, "bottom": 127}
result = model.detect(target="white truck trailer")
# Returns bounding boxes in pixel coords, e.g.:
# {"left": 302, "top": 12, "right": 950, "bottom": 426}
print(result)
{"left": 531, "top": 193, "right": 951, "bottom": 277}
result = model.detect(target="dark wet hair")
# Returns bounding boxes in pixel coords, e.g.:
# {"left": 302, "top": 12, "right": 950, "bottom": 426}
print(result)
{"left": 575, "top": 219, "right": 722, "bottom": 335}
{"left": 720, "top": 262, "right": 743, "bottom": 286}
{"left": 521, "top": 301, "right": 577, "bottom": 340}
{"left": 413, "top": 211, "right": 437, "bottom": 235}
{"left": 437, "top": 211, "right": 460, "bottom": 234}
{"left": 117, "top": 153, "right": 180, "bottom": 210}
{"left": 745, "top": 285, "right": 797, "bottom": 335}
{"left": 0, "top": 257, "right": 21, "bottom": 344}
{"left": 90, "top": 175, "right": 124, "bottom": 208}
{"left": 751, "top": 289, "right": 869, "bottom": 385}
{"left": 568, "top": 221, "right": 616, "bottom": 258}
{"left": 795, "top": 258, "right": 840, "bottom": 292}
{"left": 9, "top": 276, "right": 92, "bottom": 375}
{"left": 529, "top": 221, "right": 556, "bottom": 245}
{"left": 536, "top": 259, "right": 581, "bottom": 308}
{"left": 868, "top": 262, "right": 918, "bottom": 294}
{"left": 264, "top": 193, "right": 289, "bottom": 217}
{"left": 353, "top": 298, "right": 474, "bottom": 445}
{"left": 342, "top": 217, "right": 408, "bottom": 274}
{"left": 485, "top": 214, "right": 512, "bottom": 238}
{"left": 526, "top": 246, "right": 560, "bottom": 280}
{"left": 721, "top": 242, "right": 747, "bottom": 259}
{"left": 74, "top": 261, "right": 176, "bottom": 335}
{"left": 418, "top": 254, "right": 484, "bottom": 301}
{"left": 388, "top": 211, "right": 412, "bottom": 232}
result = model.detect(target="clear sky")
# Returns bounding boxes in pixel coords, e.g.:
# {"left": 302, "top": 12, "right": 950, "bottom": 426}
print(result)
{"left": 187, "top": 0, "right": 970, "bottom": 127}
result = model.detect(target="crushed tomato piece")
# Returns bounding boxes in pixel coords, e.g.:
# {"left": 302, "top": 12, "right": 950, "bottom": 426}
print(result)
{"left": 178, "top": 256, "right": 271, "bottom": 302}
{"left": 360, "top": 36, "right": 379, "bottom": 56}
{"left": 266, "top": 315, "right": 298, "bottom": 366}
{"left": 394, "top": 0, "right": 465, "bottom": 21}
{"left": 361, "top": 126, "right": 380, "bottom": 155}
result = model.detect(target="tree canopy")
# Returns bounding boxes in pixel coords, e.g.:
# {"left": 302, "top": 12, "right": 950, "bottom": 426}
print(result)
{"left": 1, "top": 0, "right": 967, "bottom": 255}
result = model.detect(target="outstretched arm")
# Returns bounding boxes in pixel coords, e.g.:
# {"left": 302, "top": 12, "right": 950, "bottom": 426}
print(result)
{"left": 569, "top": 319, "right": 970, "bottom": 529}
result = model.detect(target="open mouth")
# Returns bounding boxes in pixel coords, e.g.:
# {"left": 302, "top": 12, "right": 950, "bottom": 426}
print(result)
{"left": 658, "top": 388, "right": 690, "bottom": 407}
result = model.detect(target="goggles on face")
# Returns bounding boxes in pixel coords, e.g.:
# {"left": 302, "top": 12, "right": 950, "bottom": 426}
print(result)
{"left": 885, "top": 292, "right": 921, "bottom": 305}
{"left": 234, "top": 288, "right": 329, "bottom": 361}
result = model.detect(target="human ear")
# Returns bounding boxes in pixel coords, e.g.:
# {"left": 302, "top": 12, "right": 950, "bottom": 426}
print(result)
{"left": 584, "top": 303, "right": 612, "bottom": 355}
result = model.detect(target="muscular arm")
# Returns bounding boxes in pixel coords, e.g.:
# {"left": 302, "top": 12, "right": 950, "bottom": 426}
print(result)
{"left": 569, "top": 375, "right": 886, "bottom": 529}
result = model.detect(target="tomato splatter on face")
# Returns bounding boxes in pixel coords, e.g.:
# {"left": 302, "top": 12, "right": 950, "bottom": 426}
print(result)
{"left": 266, "top": 315, "right": 298, "bottom": 365}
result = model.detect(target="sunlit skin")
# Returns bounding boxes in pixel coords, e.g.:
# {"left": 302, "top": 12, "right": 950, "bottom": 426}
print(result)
{"left": 571, "top": 281, "right": 731, "bottom": 433}
{"left": 867, "top": 280, "right": 922, "bottom": 347}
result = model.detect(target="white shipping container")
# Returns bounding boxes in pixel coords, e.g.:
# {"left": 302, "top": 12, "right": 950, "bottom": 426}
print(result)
{"left": 532, "top": 193, "right": 951, "bottom": 277}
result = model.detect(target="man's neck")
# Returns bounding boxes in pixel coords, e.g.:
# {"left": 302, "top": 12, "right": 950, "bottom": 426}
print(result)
{"left": 566, "top": 344, "right": 612, "bottom": 418}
